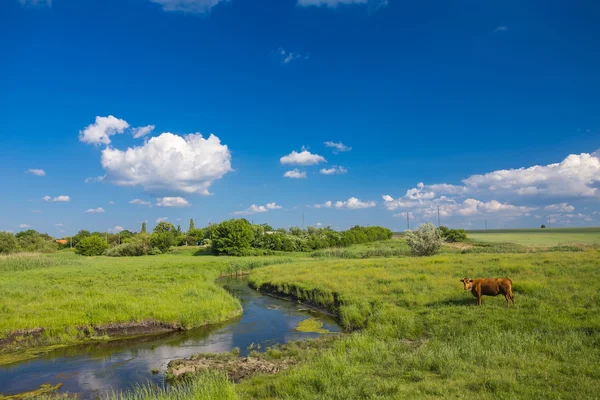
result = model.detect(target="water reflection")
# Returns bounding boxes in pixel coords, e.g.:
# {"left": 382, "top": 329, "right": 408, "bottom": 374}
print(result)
{"left": 0, "top": 278, "right": 340, "bottom": 398}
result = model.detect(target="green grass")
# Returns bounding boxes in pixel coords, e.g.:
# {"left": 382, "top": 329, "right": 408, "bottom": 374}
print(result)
{"left": 243, "top": 250, "right": 600, "bottom": 399}
{"left": 0, "top": 250, "right": 253, "bottom": 360}
{"left": 467, "top": 227, "right": 600, "bottom": 247}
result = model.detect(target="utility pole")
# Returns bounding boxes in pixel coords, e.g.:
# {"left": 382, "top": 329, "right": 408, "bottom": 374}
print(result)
{"left": 70, "top": 236, "right": 72, "bottom": 249}
{"left": 407, "top": 213, "right": 410, "bottom": 230}
{"left": 437, "top": 206, "right": 440, "bottom": 227}
{"left": 105, "top": 231, "right": 108, "bottom": 244}
{"left": 118, "top": 231, "right": 121, "bottom": 245}
{"left": 302, "top": 212, "right": 305, "bottom": 230}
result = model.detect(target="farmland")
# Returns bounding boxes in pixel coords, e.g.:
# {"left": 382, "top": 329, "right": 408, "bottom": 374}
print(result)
{"left": 466, "top": 227, "right": 600, "bottom": 247}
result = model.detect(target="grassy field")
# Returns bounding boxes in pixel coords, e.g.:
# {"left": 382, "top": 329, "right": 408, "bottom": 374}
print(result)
{"left": 467, "top": 227, "right": 600, "bottom": 247}
{"left": 243, "top": 251, "right": 600, "bottom": 399}
{"left": 0, "top": 249, "right": 303, "bottom": 362}
{"left": 3, "top": 234, "right": 600, "bottom": 399}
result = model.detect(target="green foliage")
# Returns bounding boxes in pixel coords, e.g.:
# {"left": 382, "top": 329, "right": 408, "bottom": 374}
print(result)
{"left": 0, "top": 232, "right": 18, "bottom": 254}
{"left": 189, "top": 218, "right": 195, "bottom": 231}
{"left": 212, "top": 219, "right": 255, "bottom": 256}
{"left": 15, "top": 230, "right": 57, "bottom": 253}
{"left": 405, "top": 223, "right": 443, "bottom": 256}
{"left": 141, "top": 222, "right": 147, "bottom": 233}
{"left": 72, "top": 230, "right": 91, "bottom": 247}
{"left": 541, "top": 224, "right": 546, "bottom": 229}
{"left": 75, "top": 235, "right": 109, "bottom": 256}
{"left": 154, "top": 222, "right": 177, "bottom": 234}
{"left": 148, "top": 247, "right": 163, "bottom": 255}
{"left": 150, "top": 232, "right": 175, "bottom": 253}
{"left": 105, "top": 233, "right": 152, "bottom": 257}
{"left": 439, "top": 226, "right": 468, "bottom": 242}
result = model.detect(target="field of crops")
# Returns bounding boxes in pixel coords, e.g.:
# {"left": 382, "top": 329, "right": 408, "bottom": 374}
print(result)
{"left": 467, "top": 227, "right": 600, "bottom": 246}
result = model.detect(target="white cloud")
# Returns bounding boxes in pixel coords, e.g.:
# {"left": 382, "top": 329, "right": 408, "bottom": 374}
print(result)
{"left": 156, "top": 217, "right": 169, "bottom": 223}
{"left": 544, "top": 203, "right": 575, "bottom": 213}
{"left": 114, "top": 226, "right": 125, "bottom": 233}
{"left": 314, "top": 201, "right": 332, "bottom": 209}
{"left": 55, "top": 223, "right": 64, "bottom": 227}
{"left": 280, "top": 148, "right": 326, "bottom": 166}
{"left": 156, "top": 197, "right": 191, "bottom": 207}
{"left": 44, "top": 195, "right": 70, "bottom": 202}
{"left": 79, "top": 115, "right": 130, "bottom": 146}
{"left": 320, "top": 166, "right": 347, "bottom": 175}
{"left": 19, "top": 224, "right": 31, "bottom": 229}
{"left": 129, "top": 199, "right": 152, "bottom": 207}
{"left": 149, "top": 0, "right": 226, "bottom": 13}
{"left": 334, "top": 197, "right": 376, "bottom": 209}
{"left": 101, "top": 132, "right": 232, "bottom": 195}
{"left": 393, "top": 211, "right": 415, "bottom": 219}
{"left": 462, "top": 151, "right": 600, "bottom": 198}
{"left": 131, "top": 125, "right": 155, "bottom": 139}
{"left": 26, "top": 169, "right": 46, "bottom": 176}
{"left": 284, "top": 169, "right": 307, "bottom": 179}
{"left": 315, "top": 222, "right": 323, "bottom": 227}
{"left": 494, "top": 26, "right": 508, "bottom": 32}
{"left": 108, "top": 201, "right": 115, "bottom": 205}
{"left": 84, "top": 175, "right": 106, "bottom": 183}
{"left": 324, "top": 141, "right": 351, "bottom": 153}
{"left": 455, "top": 199, "right": 536, "bottom": 217}
{"left": 298, "top": 0, "right": 367, "bottom": 6}
{"left": 85, "top": 207, "right": 105, "bottom": 214}
{"left": 279, "top": 48, "right": 306, "bottom": 65}
{"left": 233, "top": 202, "right": 282, "bottom": 215}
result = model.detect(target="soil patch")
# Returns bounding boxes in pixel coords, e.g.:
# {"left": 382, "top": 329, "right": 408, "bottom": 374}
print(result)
{"left": 168, "top": 355, "right": 295, "bottom": 382}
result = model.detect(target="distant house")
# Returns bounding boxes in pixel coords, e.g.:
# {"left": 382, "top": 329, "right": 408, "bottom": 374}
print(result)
{"left": 55, "top": 239, "right": 68, "bottom": 245}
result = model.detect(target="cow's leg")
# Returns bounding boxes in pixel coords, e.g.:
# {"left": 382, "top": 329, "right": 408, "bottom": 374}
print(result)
{"left": 477, "top": 295, "right": 482, "bottom": 306}
{"left": 505, "top": 293, "right": 510, "bottom": 307}
{"left": 511, "top": 293, "right": 515, "bottom": 306}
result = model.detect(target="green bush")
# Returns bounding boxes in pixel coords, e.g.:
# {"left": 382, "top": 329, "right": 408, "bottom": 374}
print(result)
{"left": 439, "top": 226, "right": 467, "bottom": 242}
{"left": 405, "top": 223, "right": 443, "bottom": 256}
{"left": 150, "top": 232, "right": 175, "bottom": 253}
{"left": 75, "top": 235, "right": 109, "bottom": 256}
{"left": 104, "top": 233, "right": 152, "bottom": 257}
{"left": 148, "top": 247, "right": 162, "bottom": 255}
{"left": 212, "top": 219, "right": 255, "bottom": 256}
{"left": 0, "top": 232, "right": 18, "bottom": 254}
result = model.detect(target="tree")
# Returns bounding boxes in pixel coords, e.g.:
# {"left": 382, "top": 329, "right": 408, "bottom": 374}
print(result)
{"left": 405, "top": 223, "right": 443, "bottom": 256}
{"left": 212, "top": 219, "right": 255, "bottom": 256}
{"left": 141, "top": 222, "right": 147, "bottom": 233}
{"left": 75, "top": 235, "right": 109, "bottom": 256}
{"left": 150, "top": 232, "right": 175, "bottom": 252}
{"left": 541, "top": 224, "right": 546, "bottom": 229}
{"left": 189, "top": 218, "right": 195, "bottom": 231}
{"left": 0, "top": 232, "right": 18, "bottom": 254}
{"left": 154, "top": 221, "right": 176, "bottom": 234}
{"left": 72, "top": 230, "right": 91, "bottom": 247}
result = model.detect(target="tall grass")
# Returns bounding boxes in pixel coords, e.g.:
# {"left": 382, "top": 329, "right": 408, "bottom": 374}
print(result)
{"left": 109, "top": 371, "right": 237, "bottom": 400}
{"left": 0, "top": 251, "right": 83, "bottom": 272}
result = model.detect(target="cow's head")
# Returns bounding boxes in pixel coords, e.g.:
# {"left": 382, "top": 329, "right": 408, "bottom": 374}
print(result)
{"left": 460, "top": 278, "right": 474, "bottom": 290}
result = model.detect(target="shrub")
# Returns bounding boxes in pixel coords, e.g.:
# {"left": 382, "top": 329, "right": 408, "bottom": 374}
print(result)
{"left": 405, "top": 223, "right": 443, "bottom": 256}
{"left": 148, "top": 247, "right": 163, "bottom": 255}
{"left": 0, "top": 232, "right": 18, "bottom": 254}
{"left": 212, "top": 219, "right": 255, "bottom": 256}
{"left": 150, "top": 232, "right": 175, "bottom": 253}
{"left": 439, "top": 226, "right": 467, "bottom": 243}
{"left": 75, "top": 235, "right": 109, "bottom": 256}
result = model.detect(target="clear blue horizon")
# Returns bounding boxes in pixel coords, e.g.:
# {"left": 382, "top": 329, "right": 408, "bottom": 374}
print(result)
{"left": 1, "top": 0, "right": 599, "bottom": 236}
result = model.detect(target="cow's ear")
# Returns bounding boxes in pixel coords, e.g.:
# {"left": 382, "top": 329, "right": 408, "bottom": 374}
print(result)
{"left": 459, "top": 279, "right": 464, "bottom": 282}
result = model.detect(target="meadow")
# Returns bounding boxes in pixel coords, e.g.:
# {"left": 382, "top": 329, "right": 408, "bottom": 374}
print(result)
{"left": 467, "top": 227, "right": 600, "bottom": 247}
{"left": 2, "top": 231, "right": 600, "bottom": 399}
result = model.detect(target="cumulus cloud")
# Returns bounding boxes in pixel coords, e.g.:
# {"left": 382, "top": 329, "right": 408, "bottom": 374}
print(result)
{"left": 462, "top": 151, "right": 600, "bottom": 198}
{"left": 320, "top": 166, "right": 347, "bottom": 175}
{"left": 113, "top": 226, "right": 125, "bottom": 233}
{"left": 284, "top": 169, "right": 307, "bottom": 179}
{"left": 233, "top": 202, "right": 282, "bottom": 215}
{"left": 19, "top": 224, "right": 31, "bottom": 229}
{"left": 55, "top": 223, "right": 64, "bottom": 227}
{"left": 108, "top": 201, "right": 115, "bottom": 205}
{"left": 279, "top": 48, "right": 306, "bottom": 64}
{"left": 280, "top": 148, "right": 326, "bottom": 166}
{"left": 26, "top": 169, "right": 46, "bottom": 176}
{"left": 316, "top": 198, "right": 375, "bottom": 209}
{"left": 101, "top": 132, "right": 232, "bottom": 195}
{"left": 544, "top": 203, "right": 575, "bottom": 213}
{"left": 156, "top": 197, "right": 191, "bottom": 207}
{"left": 131, "top": 125, "right": 155, "bottom": 139}
{"left": 324, "top": 141, "right": 351, "bottom": 153}
{"left": 156, "top": 217, "right": 169, "bottom": 223}
{"left": 79, "top": 116, "right": 130, "bottom": 146}
{"left": 85, "top": 207, "right": 105, "bottom": 214}
{"left": 84, "top": 175, "right": 106, "bottom": 183}
{"left": 149, "top": 0, "right": 226, "bottom": 13}
{"left": 129, "top": 199, "right": 152, "bottom": 207}
{"left": 43, "top": 195, "right": 70, "bottom": 202}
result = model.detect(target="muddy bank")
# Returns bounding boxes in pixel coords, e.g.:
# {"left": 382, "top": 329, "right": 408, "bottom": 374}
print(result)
{"left": 168, "top": 353, "right": 295, "bottom": 382}
{"left": 249, "top": 282, "right": 342, "bottom": 321}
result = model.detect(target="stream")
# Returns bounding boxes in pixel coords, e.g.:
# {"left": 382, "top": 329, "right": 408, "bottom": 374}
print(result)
{"left": 0, "top": 277, "right": 340, "bottom": 398}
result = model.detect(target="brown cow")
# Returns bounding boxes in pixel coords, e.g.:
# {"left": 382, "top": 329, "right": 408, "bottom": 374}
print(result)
{"left": 460, "top": 278, "right": 515, "bottom": 307}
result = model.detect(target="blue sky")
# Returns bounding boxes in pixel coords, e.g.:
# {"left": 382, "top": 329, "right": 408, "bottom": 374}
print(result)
{"left": 1, "top": 0, "right": 599, "bottom": 236}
